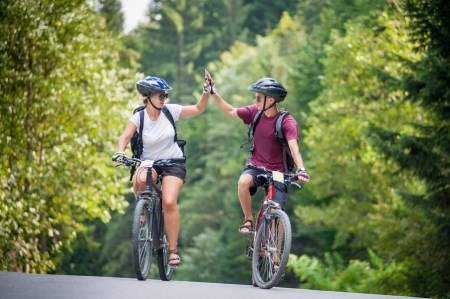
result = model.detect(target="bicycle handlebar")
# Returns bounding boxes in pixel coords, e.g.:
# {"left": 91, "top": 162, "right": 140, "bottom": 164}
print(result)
{"left": 115, "top": 156, "right": 186, "bottom": 168}
{"left": 245, "top": 163, "right": 300, "bottom": 186}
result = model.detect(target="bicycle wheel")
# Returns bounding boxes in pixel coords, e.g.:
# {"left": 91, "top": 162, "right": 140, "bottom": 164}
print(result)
{"left": 252, "top": 209, "right": 292, "bottom": 289}
{"left": 157, "top": 228, "right": 174, "bottom": 281}
{"left": 131, "top": 199, "right": 153, "bottom": 280}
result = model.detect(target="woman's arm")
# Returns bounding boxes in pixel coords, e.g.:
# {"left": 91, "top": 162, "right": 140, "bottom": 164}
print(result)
{"left": 117, "top": 121, "right": 137, "bottom": 152}
{"left": 179, "top": 92, "right": 209, "bottom": 119}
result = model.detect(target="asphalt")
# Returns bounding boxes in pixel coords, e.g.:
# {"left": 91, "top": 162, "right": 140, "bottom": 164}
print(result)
{"left": 0, "top": 272, "right": 426, "bottom": 299}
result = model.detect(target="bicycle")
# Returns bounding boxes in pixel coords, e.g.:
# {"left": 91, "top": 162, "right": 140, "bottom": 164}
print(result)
{"left": 244, "top": 163, "right": 301, "bottom": 289}
{"left": 114, "top": 156, "right": 186, "bottom": 281}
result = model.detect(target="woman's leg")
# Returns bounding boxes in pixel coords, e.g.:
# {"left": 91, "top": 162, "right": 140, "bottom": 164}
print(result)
{"left": 133, "top": 161, "right": 158, "bottom": 199}
{"left": 161, "top": 175, "right": 184, "bottom": 264}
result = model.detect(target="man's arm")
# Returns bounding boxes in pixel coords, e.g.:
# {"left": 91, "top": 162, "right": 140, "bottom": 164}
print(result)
{"left": 212, "top": 93, "right": 239, "bottom": 118}
{"left": 205, "top": 69, "right": 239, "bottom": 119}
{"left": 288, "top": 139, "right": 310, "bottom": 182}
{"left": 288, "top": 139, "right": 306, "bottom": 170}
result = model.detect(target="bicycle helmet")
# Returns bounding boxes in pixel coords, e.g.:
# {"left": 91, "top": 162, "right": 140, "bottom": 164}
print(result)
{"left": 136, "top": 76, "right": 172, "bottom": 96}
{"left": 248, "top": 78, "right": 287, "bottom": 102}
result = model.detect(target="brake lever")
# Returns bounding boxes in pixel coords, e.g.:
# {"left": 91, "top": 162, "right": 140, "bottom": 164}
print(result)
{"left": 291, "top": 182, "right": 302, "bottom": 189}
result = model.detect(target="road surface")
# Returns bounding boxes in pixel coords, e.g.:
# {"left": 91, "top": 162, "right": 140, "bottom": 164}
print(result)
{"left": 0, "top": 272, "right": 425, "bottom": 299}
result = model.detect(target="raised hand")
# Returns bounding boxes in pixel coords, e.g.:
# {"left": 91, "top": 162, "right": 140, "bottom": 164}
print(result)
{"left": 203, "top": 69, "right": 211, "bottom": 94}
{"left": 204, "top": 69, "right": 216, "bottom": 94}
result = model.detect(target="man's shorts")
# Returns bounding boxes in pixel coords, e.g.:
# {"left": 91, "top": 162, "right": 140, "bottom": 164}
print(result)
{"left": 242, "top": 167, "right": 288, "bottom": 210}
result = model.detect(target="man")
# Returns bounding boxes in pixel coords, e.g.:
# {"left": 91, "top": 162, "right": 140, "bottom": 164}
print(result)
{"left": 204, "top": 70, "right": 310, "bottom": 234}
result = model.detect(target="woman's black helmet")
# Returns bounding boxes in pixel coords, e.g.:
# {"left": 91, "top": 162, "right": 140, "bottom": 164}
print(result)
{"left": 248, "top": 78, "right": 287, "bottom": 102}
{"left": 136, "top": 76, "right": 172, "bottom": 96}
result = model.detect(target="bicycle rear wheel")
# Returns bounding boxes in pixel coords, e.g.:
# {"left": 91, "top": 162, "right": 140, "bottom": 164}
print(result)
{"left": 157, "top": 228, "right": 174, "bottom": 281}
{"left": 132, "top": 199, "right": 153, "bottom": 280}
{"left": 252, "top": 209, "right": 292, "bottom": 289}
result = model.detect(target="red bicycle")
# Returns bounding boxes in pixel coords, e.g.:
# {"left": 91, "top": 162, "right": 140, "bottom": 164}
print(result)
{"left": 244, "top": 163, "right": 301, "bottom": 289}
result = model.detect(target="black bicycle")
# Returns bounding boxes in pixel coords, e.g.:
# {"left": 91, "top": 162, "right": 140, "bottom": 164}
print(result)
{"left": 115, "top": 156, "right": 185, "bottom": 281}
{"left": 244, "top": 163, "right": 301, "bottom": 289}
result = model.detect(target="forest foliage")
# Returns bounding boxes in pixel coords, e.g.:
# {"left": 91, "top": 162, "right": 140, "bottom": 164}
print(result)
{"left": 1, "top": 0, "right": 448, "bottom": 298}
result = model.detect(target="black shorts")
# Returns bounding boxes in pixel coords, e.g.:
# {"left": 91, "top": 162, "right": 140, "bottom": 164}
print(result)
{"left": 153, "top": 163, "right": 186, "bottom": 182}
{"left": 242, "top": 168, "right": 288, "bottom": 210}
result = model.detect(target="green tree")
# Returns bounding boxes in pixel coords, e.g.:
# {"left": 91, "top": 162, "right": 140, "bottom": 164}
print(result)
{"left": 367, "top": 0, "right": 450, "bottom": 296}
{"left": 290, "top": 2, "right": 445, "bottom": 296}
{"left": 0, "top": 0, "right": 134, "bottom": 273}
{"left": 97, "top": 0, "right": 125, "bottom": 35}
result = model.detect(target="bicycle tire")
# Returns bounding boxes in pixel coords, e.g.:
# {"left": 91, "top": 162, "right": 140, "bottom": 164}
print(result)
{"left": 131, "top": 199, "right": 153, "bottom": 280}
{"left": 157, "top": 228, "right": 174, "bottom": 281}
{"left": 252, "top": 209, "right": 292, "bottom": 289}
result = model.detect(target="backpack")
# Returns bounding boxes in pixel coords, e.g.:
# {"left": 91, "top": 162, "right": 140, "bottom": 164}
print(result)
{"left": 129, "top": 106, "right": 186, "bottom": 180}
{"left": 240, "top": 109, "right": 296, "bottom": 173}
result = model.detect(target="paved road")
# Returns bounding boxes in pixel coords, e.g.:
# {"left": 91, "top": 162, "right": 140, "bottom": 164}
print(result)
{"left": 0, "top": 272, "right": 425, "bottom": 299}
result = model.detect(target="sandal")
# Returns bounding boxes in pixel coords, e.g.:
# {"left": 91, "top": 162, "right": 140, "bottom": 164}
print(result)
{"left": 272, "top": 255, "right": 281, "bottom": 274}
{"left": 239, "top": 219, "right": 254, "bottom": 235}
{"left": 168, "top": 250, "right": 181, "bottom": 266}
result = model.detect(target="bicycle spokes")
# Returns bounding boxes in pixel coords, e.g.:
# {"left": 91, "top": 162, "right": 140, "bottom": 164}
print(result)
{"left": 252, "top": 210, "right": 292, "bottom": 289}
{"left": 132, "top": 200, "right": 153, "bottom": 280}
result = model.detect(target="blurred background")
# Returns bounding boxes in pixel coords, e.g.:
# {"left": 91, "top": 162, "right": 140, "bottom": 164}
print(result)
{"left": 1, "top": 0, "right": 449, "bottom": 298}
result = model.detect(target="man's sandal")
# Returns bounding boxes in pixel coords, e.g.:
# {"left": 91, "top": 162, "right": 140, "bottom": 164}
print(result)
{"left": 239, "top": 219, "right": 254, "bottom": 235}
{"left": 168, "top": 250, "right": 181, "bottom": 266}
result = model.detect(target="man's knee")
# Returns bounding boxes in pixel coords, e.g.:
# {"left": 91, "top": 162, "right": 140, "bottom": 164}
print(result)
{"left": 238, "top": 174, "right": 253, "bottom": 191}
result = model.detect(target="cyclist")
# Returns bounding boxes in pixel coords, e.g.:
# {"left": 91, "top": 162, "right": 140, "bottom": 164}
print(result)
{"left": 112, "top": 74, "right": 210, "bottom": 266}
{"left": 204, "top": 70, "right": 310, "bottom": 235}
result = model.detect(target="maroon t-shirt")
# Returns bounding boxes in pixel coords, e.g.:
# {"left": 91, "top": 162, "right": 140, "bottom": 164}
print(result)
{"left": 237, "top": 104, "right": 298, "bottom": 172}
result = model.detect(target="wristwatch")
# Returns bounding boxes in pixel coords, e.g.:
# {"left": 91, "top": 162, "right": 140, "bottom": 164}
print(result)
{"left": 299, "top": 168, "right": 306, "bottom": 172}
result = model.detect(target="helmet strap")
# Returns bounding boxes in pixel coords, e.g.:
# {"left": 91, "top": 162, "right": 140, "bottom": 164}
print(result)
{"left": 148, "top": 95, "right": 162, "bottom": 111}
{"left": 262, "top": 96, "right": 276, "bottom": 111}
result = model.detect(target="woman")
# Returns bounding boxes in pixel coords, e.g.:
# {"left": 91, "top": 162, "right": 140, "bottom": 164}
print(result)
{"left": 112, "top": 73, "right": 210, "bottom": 266}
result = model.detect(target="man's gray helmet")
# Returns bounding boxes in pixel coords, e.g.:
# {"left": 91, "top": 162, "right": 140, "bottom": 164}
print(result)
{"left": 248, "top": 78, "right": 287, "bottom": 102}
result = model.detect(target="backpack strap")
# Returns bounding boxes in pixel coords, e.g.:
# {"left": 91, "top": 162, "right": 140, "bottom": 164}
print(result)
{"left": 161, "top": 106, "right": 177, "bottom": 142}
{"left": 161, "top": 106, "right": 186, "bottom": 157}
{"left": 274, "top": 109, "right": 295, "bottom": 172}
{"left": 139, "top": 109, "right": 145, "bottom": 140}
{"left": 129, "top": 107, "right": 145, "bottom": 181}
{"left": 274, "top": 109, "right": 289, "bottom": 145}
{"left": 240, "top": 110, "right": 263, "bottom": 148}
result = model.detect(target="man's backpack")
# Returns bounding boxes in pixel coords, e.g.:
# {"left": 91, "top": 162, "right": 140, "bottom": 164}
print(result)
{"left": 241, "top": 109, "right": 296, "bottom": 173}
{"left": 129, "top": 106, "right": 186, "bottom": 180}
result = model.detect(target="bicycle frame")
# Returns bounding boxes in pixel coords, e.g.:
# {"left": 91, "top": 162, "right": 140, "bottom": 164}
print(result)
{"left": 137, "top": 162, "right": 163, "bottom": 249}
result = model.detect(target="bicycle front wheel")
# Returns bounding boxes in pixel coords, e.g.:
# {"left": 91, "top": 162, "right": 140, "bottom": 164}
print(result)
{"left": 252, "top": 209, "right": 292, "bottom": 289}
{"left": 132, "top": 199, "right": 153, "bottom": 280}
{"left": 157, "top": 228, "right": 174, "bottom": 281}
